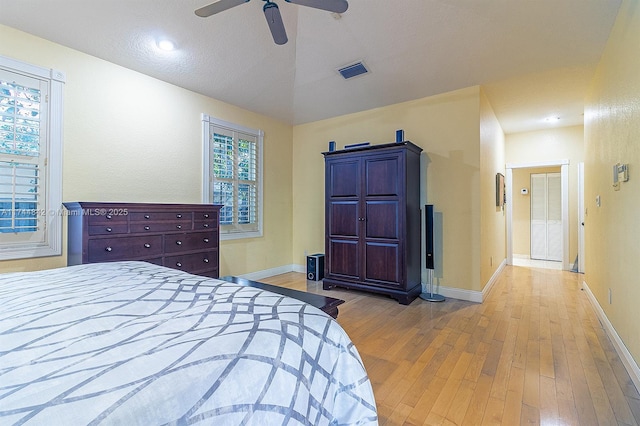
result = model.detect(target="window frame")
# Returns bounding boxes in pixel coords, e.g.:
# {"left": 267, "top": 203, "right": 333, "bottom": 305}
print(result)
{"left": 202, "top": 114, "right": 263, "bottom": 241}
{"left": 0, "top": 55, "right": 64, "bottom": 260}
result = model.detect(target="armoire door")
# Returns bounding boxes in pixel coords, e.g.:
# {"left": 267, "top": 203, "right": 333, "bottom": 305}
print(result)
{"left": 363, "top": 154, "right": 402, "bottom": 287}
{"left": 326, "top": 158, "right": 361, "bottom": 280}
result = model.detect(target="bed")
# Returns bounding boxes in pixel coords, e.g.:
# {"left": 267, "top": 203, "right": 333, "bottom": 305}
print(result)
{"left": 0, "top": 261, "right": 377, "bottom": 425}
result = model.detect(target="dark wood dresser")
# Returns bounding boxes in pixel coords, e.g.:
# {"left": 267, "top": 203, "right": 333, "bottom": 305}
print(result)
{"left": 64, "top": 202, "right": 222, "bottom": 278}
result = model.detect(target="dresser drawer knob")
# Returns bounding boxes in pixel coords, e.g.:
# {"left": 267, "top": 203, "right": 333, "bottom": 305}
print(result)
{"left": 144, "top": 214, "right": 150, "bottom": 219}
{"left": 176, "top": 225, "right": 182, "bottom": 229}
{"left": 176, "top": 214, "right": 182, "bottom": 218}
{"left": 106, "top": 214, "right": 112, "bottom": 220}
{"left": 106, "top": 227, "right": 112, "bottom": 232}
{"left": 203, "top": 223, "right": 209, "bottom": 228}
{"left": 176, "top": 262, "right": 182, "bottom": 267}
{"left": 144, "top": 226, "right": 150, "bottom": 231}
{"left": 203, "top": 238, "right": 209, "bottom": 243}
{"left": 105, "top": 246, "right": 112, "bottom": 252}
{"left": 144, "top": 243, "right": 151, "bottom": 248}
{"left": 203, "top": 258, "right": 209, "bottom": 263}
{"left": 176, "top": 241, "right": 182, "bottom": 245}
{"left": 204, "top": 214, "right": 209, "bottom": 218}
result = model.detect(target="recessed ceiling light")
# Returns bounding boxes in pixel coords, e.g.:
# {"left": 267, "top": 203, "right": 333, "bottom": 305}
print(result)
{"left": 157, "top": 39, "right": 176, "bottom": 51}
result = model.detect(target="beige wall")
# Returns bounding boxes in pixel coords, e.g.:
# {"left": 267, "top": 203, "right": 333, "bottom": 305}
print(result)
{"left": 505, "top": 125, "right": 584, "bottom": 263}
{"left": 0, "top": 25, "right": 294, "bottom": 276}
{"left": 2, "top": 25, "right": 508, "bottom": 297}
{"left": 479, "top": 89, "right": 506, "bottom": 287}
{"left": 293, "top": 87, "right": 485, "bottom": 292}
{"left": 584, "top": 0, "right": 640, "bottom": 365}
{"left": 511, "top": 166, "right": 561, "bottom": 256}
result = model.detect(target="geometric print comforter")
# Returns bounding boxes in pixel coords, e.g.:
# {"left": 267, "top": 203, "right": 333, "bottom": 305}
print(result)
{"left": 0, "top": 261, "right": 378, "bottom": 425}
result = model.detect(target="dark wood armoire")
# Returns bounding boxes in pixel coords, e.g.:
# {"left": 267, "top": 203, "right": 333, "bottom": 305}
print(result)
{"left": 322, "top": 141, "right": 422, "bottom": 305}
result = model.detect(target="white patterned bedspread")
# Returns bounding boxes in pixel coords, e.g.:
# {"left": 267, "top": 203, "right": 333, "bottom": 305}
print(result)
{"left": 0, "top": 261, "right": 377, "bottom": 425}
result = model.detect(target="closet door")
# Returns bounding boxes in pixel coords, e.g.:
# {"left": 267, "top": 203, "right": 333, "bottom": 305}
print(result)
{"left": 546, "top": 173, "right": 562, "bottom": 261}
{"left": 530, "top": 173, "right": 562, "bottom": 261}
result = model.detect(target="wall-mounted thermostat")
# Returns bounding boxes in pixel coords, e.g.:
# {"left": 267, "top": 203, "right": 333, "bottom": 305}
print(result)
{"left": 520, "top": 188, "right": 529, "bottom": 195}
{"left": 613, "top": 163, "right": 629, "bottom": 191}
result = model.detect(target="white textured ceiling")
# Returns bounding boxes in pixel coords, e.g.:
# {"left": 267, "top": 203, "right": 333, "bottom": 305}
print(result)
{"left": 0, "top": 0, "right": 622, "bottom": 133}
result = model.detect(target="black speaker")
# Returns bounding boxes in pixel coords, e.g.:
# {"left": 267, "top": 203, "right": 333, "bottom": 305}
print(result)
{"left": 425, "top": 205, "right": 434, "bottom": 270}
{"left": 307, "top": 253, "right": 324, "bottom": 281}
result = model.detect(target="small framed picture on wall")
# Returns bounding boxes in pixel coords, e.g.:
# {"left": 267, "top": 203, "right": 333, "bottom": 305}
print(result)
{"left": 496, "top": 173, "right": 505, "bottom": 207}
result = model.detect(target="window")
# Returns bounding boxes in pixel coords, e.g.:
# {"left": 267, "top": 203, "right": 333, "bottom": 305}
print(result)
{"left": 202, "top": 115, "right": 263, "bottom": 240}
{"left": 0, "top": 55, "right": 64, "bottom": 260}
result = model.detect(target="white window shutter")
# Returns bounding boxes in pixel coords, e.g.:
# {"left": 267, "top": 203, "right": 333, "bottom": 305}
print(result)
{"left": 0, "top": 55, "right": 64, "bottom": 260}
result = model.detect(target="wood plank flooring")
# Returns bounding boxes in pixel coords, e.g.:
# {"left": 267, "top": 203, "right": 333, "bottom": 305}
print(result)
{"left": 260, "top": 265, "right": 640, "bottom": 425}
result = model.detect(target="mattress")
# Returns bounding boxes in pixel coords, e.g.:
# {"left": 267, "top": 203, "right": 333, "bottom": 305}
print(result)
{"left": 0, "top": 261, "right": 377, "bottom": 425}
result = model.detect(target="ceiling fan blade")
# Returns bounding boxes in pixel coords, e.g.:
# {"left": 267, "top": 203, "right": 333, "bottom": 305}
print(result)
{"left": 263, "top": 2, "right": 288, "bottom": 45}
{"left": 284, "top": 0, "right": 348, "bottom": 13}
{"left": 195, "top": 0, "right": 250, "bottom": 17}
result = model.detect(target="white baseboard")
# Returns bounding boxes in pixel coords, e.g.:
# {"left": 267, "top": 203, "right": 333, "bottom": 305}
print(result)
{"left": 421, "top": 259, "right": 506, "bottom": 304}
{"left": 582, "top": 280, "right": 640, "bottom": 394}
{"left": 482, "top": 259, "right": 507, "bottom": 301}
{"left": 434, "top": 286, "right": 483, "bottom": 303}
{"left": 236, "top": 264, "right": 297, "bottom": 281}
{"left": 243, "top": 262, "right": 507, "bottom": 305}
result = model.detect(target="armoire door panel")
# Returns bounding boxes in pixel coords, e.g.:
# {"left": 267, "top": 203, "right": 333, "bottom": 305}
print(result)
{"left": 365, "top": 201, "right": 399, "bottom": 239}
{"left": 328, "top": 161, "right": 359, "bottom": 197}
{"left": 328, "top": 239, "right": 359, "bottom": 278}
{"left": 329, "top": 201, "right": 359, "bottom": 237}
{"left": 365, "top": 242, "right": 400, "bottom": 286}
{"left": 365, "top": 157, "right": 399, "bottom": 196}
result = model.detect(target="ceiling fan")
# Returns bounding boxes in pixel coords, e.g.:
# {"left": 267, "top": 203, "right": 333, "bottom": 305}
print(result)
{"left": 195, "top": 0, "right": 349, "bottom": 45}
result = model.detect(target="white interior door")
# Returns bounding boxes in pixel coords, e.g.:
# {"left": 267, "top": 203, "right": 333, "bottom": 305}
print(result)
{"left": 531, "top": 172, "right": 562, "bottom": 261}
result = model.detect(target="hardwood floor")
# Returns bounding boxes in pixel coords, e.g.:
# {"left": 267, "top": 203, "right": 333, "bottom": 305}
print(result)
{"left": 260, "top": 266, "right": 640, "bottom": 425}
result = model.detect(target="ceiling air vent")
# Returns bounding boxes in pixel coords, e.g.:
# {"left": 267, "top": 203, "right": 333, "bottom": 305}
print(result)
{"left": 338, "top": 62, "right": 369, "bottom": 80}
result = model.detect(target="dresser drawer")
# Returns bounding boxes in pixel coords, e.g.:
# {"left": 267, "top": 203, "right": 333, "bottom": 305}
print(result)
{"left": 193, "top": 220, "right": 217, "bottom": 231}
{"left": 87, "top": 212, "right": 128, "bottom": 225}
{"left": 88, "top": 235, "right": 163, "bottom": 262}
{"left": 130, "top": 221, "right": 192, "bottom": 233}
{"left": 197, "top": 269, "right": 219, "bottom": 278}
{"left": 88, "top": 224, "right": 129, "bottom": 236}
{"left": 164, "top": 231, "right": 217, "bottom": 253}
{"left": 164, "top": 251, "right": 218, "bottom": 273}
{"left": 129, "top": 211, "right": 192, "bottom": 222}
{"left": 144, "top": 257, "right": 164, "bottom": 267}
{"left": 194, "top": 211, "right": 217, "bottom": 221}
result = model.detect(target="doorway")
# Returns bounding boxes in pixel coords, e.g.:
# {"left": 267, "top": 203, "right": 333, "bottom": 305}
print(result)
{"left": 530, "top": 172, "right": 562, "bottom": 261}
{"left": 505, "top": 160, "right": 570, "bottom": 270}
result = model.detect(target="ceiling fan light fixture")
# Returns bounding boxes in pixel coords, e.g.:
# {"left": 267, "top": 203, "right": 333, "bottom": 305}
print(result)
{"left": 263, "top": 1, "right": 288, "bottom": 45}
